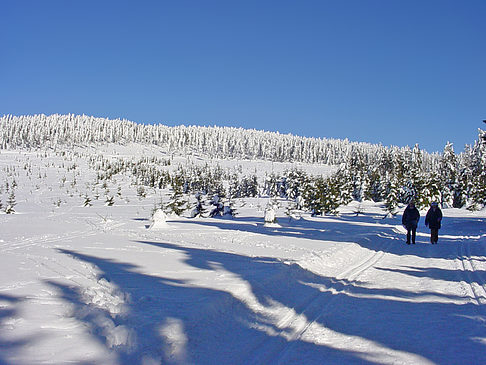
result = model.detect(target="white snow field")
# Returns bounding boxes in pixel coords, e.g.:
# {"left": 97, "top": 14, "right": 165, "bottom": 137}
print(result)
{"left": 1, "top": 147, "right": 486, "bottom": 365}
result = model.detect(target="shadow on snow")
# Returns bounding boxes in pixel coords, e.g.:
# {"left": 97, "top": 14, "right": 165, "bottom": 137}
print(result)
{"left": 171, "top": 213, "right": 486, "bottom": 261}
{"left": 44, "top": 234, "right": 486, "bottom": 365}
{"left": 0, "top": 293, "right": 39, "bottom": 365}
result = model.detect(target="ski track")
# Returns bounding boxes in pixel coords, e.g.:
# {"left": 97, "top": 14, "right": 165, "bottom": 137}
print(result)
{"left": 243, "top": 235, "right": 392, "bottom": 364}
{"left": 456, "top": 241, "right": 486, "bottom": 307}
{"left": 0, "top": 229, "right": 98, "bottom": 253}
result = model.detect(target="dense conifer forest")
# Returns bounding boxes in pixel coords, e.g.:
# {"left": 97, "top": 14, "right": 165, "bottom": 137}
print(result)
{"left": 1, "top": 114, "right": 485, "bottom": 214}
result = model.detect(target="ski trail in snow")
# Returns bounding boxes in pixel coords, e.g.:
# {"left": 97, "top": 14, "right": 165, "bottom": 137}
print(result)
{"left": 243, "top": 235, "right": 393, "bottom": 365}
{"left": 456, "top": 241, "right": 486, "bottom": 306}
{"left": 0, "top": 229, "right": 98, "bottom": 253}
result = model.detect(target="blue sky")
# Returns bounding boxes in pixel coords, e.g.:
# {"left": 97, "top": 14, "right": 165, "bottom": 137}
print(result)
{"left": 1, "top": 1, "right": 485, "bottom": 153}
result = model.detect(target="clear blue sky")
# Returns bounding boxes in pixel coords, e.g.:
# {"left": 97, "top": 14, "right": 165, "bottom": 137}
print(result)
{"left": 1, "top": 0, "right": 485, "bottom": 153}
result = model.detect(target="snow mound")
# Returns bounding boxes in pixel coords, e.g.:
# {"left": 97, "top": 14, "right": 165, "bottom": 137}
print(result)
{"left": 149, "top": 209, "right": 170, "bottom": 230}
{"left": 264, "top": 206, "right": 281, "bottom": 227}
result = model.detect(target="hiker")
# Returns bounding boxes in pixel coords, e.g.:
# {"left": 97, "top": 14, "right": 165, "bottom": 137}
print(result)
{"left": 402, "top": 201, "right": 420, "bottom": 244}
{"left": 425, "top": 202, "right": 443, "bottom": 244}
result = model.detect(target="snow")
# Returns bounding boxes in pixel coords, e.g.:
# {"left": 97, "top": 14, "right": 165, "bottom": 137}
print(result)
{"left": 149, "top": 210, "right": 170, "bottom": 230}
{"left": 1, "top": 146, "right": 486, "bottom": 364}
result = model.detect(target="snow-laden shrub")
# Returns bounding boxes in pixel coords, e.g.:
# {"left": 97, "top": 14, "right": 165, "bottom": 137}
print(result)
{"left": 149, "top": 209, "right": 170, "bottom": 230}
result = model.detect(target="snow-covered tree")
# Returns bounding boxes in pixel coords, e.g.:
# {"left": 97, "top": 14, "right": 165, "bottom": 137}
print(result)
{"left": 264, "top": 199, "right": 279, "bottom": 226}
{"left": 209, "top": 194, "right": 224, "bottom": 217}
{"left": 5, "top": 190, "right": 16, "bottom": 214}
{"left": 105, "top": 196, "right": 115, "bottom": 206}
{"left": 438, "top": 142, "right": 457, "bottom": 208}
{"left": 83, "top": 195, "right": 92, "bottom": 207}
{"left": 384, "top": 174, "right": 400, "bottom": 216}
{"left": 191, "top": 192, "right": 208, "bottom": 218}
{"left": 166, "top": 176, "right": 187, "bottom": 216}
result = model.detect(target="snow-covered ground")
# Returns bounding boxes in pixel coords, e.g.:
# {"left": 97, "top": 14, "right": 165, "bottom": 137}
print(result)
{"left": 1, "top": 147, "right": 486, "bottom": 365}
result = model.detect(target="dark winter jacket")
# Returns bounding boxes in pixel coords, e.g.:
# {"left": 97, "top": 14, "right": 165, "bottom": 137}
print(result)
{"left": 425, "top": 207, "right": 442, "bottom": 229}
{"left": 402, "top": 205, "right": 420, "bottom": 229}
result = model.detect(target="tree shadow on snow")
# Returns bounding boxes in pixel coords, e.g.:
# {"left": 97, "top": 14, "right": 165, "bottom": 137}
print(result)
{"left": 0, "top": 293, "right": 39, "bottom": 365}
{"left": 48, "top": 240, "right": 486, "bottom": 365}
{"left": 172, "top": 213, "right": 486, "bottom": 261}
{"left": 51, "top": 246, "right": 376, "bottom": 365}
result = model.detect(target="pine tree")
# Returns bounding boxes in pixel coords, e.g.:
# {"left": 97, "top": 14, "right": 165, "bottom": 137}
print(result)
{"left": 209, "top": 194, "right": 224, "bottom": 217}
{"left": 191, "top": 192, "right": 208, "bottom": 218}
{"left": 334, "top": 169, "right": 353, "bottom": 206}
{"left": 439, "top": 142, "right": 457, "bottom": 208}
{"left": 303, "top": 178, "right": 322, "bottom": 216}
{"left": 461, "top": 136, "right": 486, "bottom": 210}
{"left": 384, "top": 174, "right": 400, "bottom": 216}
{"left": 166, "top": 176, "right": 187, "bottom": 216}
{"left": 83, "top": 195, "right": 92, "bottom": 207}
{"left": 137, "top": 185, "right": 147, "bottom": 199}
{"left": 321, "top": 176, "right": 341, "bottom": 215}
{"left": 105, "top": 196, "right": 115, "bottom": 206}
{"left": 421, "top": 172, "right": 441, "bottom": 208}
{"left": 223, "top": 198, "right": 237, "bottom": 218}
{"left": 5, "top": 190, "right": 16, "bottom": 214}
{"left": 228, "top": 173, "right": 241, "bottom": 199}
{"left": 264, "top": 173, "right": 280, "bottom": 197}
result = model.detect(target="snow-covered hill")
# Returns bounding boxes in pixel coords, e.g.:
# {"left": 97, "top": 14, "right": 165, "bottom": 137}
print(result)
{"left": 1, "top": 143, "right": 486, "bottom": 364}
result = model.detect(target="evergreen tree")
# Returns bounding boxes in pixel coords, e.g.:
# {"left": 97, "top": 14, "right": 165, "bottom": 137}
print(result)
{"left": 105, "top": 195, "right": 115, "bottom": 206}
{"left": 422, "top": 172, "right": 441, "bottom": 207}
{"left": 334, "top": 169, "right": 353, "bottom": 206}
{"left": 321, "top": 176, "right": 341, "bottom": 215}
{"left": 283, "top": 170, "right": 307, "bottom": 199}
{"left": 461, "top": 135, "right": 486, "bottom": 210}
{"left": 241, "top": 175, "right": 259, "bottom": 197}
{"left": 83, "top": 195, "right": 92, "bottom": 207}
{"left": 303, "top": 178, "right": 323, "bottom": 216}
{"left": 400, "top": 181, "right": 417, "bottom": 205}
{"left": 209, "top": 194, "right": 224, "bottom": 217}
{"left": 191, "top": 192, "right": 208, "bottom": 218}
{"left": 264, "top": 173, "right": 280, "bottom": 197}
{"left": 438, "top": 142, "right": 457, "bottom": 207}
{"left": 384, "top": 174, "right": 400, "bottom": 216}
{"left": 166, "top": 175, "right": 187, "bottom": 216}
{"left": 284, "top": 200, "right": 299, "bottom": 221}
{"left": 264, "top": 198, "right": 279, "bottom": 225}
{"left": 223, "top": 197, "right": 237, "bottom": 218}
{"left": 228, "top": 173, "right": 241, "bottom": 199}
{"left": 5, "top": 190, "right": 16, "bottom": 214}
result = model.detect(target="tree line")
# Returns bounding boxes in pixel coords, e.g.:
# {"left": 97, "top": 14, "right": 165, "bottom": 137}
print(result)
{"left": 1, "top": 114, "right": 485, "bottom": 213}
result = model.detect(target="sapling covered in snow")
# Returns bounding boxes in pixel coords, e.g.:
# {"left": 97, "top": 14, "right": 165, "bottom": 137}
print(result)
{"left": 149, "top": 209, "right": 170, "bottom": 230}
{"left": 285, "top": 200, "right": 299, "bottom": 221}
{"left": 223, "top": 198, "right": 237, "bottom": 218}
{"left": 264, "top": 199, "right": 280, "bottom": 227}
{"left": 83, "top": 195, "right": 92, "bottom": 207}
{"left": 5, "top": 190, "right": 16, "bottom": 214}
{"left": 209, "top": 194, "right": 224, "bottom": 217}
{"left": 105, "top": 195, "right": 115, "bottom": 206}
{"left": 191, "top": 192, "right": 208, "bottom": 218}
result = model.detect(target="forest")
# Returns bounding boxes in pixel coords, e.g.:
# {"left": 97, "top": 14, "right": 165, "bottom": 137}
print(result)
{"left": 1, "top": 114, "right": 485, "bottom": 216}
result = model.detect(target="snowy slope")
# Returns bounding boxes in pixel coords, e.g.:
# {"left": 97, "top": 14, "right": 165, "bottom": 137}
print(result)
{"left": 1, "top": 147, "right": 486, "bottom": 365}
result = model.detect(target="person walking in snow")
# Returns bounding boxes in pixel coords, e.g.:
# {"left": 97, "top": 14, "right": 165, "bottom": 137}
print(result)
{"left": 402, "top": 201, "right": 420, "bottom": 244}
{"left": 425, "top": 202, "right": 442, "bottom": 244}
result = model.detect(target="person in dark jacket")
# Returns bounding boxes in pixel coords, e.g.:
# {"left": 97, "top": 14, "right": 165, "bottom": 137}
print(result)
{"left": 402, "top": 201, "right": 420, "bottom": 244}
{"left": 425, "top": 202, "right": 443, "bottom": 244}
